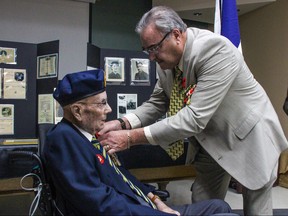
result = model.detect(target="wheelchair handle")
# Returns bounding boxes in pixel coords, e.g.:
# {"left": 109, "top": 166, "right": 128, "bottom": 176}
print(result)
{"left": 8, "top": 150, "right": 35, "bottom": 159}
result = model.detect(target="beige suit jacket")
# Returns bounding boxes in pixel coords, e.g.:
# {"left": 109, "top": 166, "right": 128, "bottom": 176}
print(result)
{"left": 133, "top": 28, "right": 288, "bottom": 190}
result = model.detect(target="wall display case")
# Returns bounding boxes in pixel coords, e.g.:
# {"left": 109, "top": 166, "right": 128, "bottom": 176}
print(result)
{"left": 87, "top": 43, "right": 156, "bottom": 121}
{"left": 0, "top": 40, "right": 59, "bottom": 140}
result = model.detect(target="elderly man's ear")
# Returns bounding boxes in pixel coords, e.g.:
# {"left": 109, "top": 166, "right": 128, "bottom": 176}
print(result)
{"left": 70, "top": 104, "right": 83, "bottom": 121}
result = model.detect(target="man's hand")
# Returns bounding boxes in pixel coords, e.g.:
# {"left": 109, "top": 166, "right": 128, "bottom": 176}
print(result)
{"left": 98, "top": 128, "right": 148, "bottom": 154}
{"left": 156, "top": 202, "right": 180, "bottom": 216}
{"left": 147, "top": 193, "right": 180, "bottom": 216}
{"left": 98, "top": 130, "right": 129, "bottom": 154}
{"left": 98, "top": 120, "right": 122, "bottom": 136}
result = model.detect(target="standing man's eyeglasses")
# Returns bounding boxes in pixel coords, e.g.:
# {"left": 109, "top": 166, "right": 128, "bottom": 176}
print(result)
{"left": 142, "top": 31, "right": 171, "bottom": 55}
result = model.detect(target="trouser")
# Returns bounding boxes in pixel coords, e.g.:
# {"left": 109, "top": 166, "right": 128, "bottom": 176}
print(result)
{"left": 191, "top": 147, "right": 277, "bottom": 216}
{"left": 172, "top": 199, "right": 239, "bottom": 216}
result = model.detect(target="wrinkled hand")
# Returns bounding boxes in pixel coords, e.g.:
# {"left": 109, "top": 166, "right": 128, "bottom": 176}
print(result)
{"left": 98, "top": 130, "right": 129, "bottom": 154}
{"left": 98, "top": 120, "right": 121, "bottom": 136}
{"left": 155, "top": 200, "right": 180, "bottom": 216}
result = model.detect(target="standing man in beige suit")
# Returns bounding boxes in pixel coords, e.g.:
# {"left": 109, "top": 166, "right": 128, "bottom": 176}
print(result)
{"left": 99, "top": 6, "right": 288, "bottom": 215}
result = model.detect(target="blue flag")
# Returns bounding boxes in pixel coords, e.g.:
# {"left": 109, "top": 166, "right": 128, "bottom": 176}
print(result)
{"left": 214, "top": 0, "right": 242, "bottom": 52}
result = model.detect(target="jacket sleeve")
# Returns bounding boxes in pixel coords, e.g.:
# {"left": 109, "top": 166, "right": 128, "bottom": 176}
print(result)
{"left": 133, "top": 77, "right": 171, "bottom": 127}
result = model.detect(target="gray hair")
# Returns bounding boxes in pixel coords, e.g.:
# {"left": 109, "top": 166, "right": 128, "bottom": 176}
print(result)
{"left": 135, "top": 6, "right": 187, "bottom": 35}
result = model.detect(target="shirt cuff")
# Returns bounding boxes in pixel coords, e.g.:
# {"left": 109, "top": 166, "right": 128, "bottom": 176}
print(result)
{"left": 144, "top": 126, "right": 157, "bottom": 145}
{"left": 124, "top": 113, "right": 141, "bottom": 129}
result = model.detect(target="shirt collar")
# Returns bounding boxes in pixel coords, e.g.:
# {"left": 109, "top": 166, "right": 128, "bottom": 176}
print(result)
{"left": 177, "top": 48, "right": 185, "bottom": 72}
{"left": 73, "top": 124, "right": 93, "bottom": 142}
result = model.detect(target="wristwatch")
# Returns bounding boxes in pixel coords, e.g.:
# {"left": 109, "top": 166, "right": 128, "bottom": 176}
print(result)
{"left": 117, "top": 118, "right": 126, "bottom": 129}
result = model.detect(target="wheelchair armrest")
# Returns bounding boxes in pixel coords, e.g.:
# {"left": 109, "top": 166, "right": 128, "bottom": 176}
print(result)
{"left": 153, "top": 189, "right": 170, "bottom": 201}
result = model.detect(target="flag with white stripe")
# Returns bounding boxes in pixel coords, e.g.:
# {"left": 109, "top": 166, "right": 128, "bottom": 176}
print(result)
{"left": 214, "top": 0, "right": 242, "bottom": 53}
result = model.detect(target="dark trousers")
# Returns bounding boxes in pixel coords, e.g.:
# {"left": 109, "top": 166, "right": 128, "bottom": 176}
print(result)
{"left": 172, "top": 199, "right": 239, "bottom": 216}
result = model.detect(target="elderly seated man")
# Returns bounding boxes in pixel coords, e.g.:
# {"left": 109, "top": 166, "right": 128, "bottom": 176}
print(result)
{"left": 43, "top": 69, "right": 238, "bottom": 216}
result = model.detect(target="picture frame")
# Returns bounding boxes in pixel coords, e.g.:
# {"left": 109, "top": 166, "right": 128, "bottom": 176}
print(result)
{"left": 105, "top": 57, "right": 125, "bottom": 83}
{"left": 130, "top": 58, "right": 150, "bottom": 82}
{"left": 38, "top": 94, "right": 54, "bottom": 124}
{"left": 3, "top": 68, "right": 27, "bottom": 99}
{"left": 130, "top": 58, "right": 150, "bottom": 86}
{"left": 37, "top": 53, "right": 58, "bottom": 79}
{"left": 117, "top": 93, "right": 137, "bottom": 118}
{"left": 0, "top": 47, "right": 17, "bottom": 64}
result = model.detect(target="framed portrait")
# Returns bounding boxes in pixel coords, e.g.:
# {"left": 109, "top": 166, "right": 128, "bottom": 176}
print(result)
{"left": 130, "top": 58, "right": 150, "bottom": 82}
{"left": 0, "top": 47, "right": 17, "bottom": 64}
{"left": 130, "top": 58, "right": 150, "bottom": 86}
{"left": 105, "top": 57, "right": 125, "bottom": 82}
{"left": 37, "top": 53, "right": 58, "bottom": 79}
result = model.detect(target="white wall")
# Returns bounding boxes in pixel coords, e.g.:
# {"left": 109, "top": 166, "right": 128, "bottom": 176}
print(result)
{"left": 0, "top": 0, "right": 89, "bottom": 79}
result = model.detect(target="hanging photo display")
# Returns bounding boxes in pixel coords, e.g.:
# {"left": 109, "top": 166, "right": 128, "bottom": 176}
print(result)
{"left": 3, "top": 68, "right": 27, "bottom": 99}
{"left": 130, "top": 58, "right": 150, "bottom": 84}
{"left": 0, "top": 47, "right": 17, "bottom": 64}
{"left": 37, "top": 53, "right": 58, "bottom": 79}
{"left": 117, "top": 93, "right": 137, "bottom": 118}
{"left": 0, "top": 104, "right": 14, "bottom": 135}
{"left": 38, "top": 94, "right": 54, "bottom": 124}
{"left": 105, "top": 57, "right": 125, "bottom": 83}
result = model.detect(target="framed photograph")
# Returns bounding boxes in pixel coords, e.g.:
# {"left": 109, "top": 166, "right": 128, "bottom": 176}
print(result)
{"left": 0, "top": 104, "right": 14, "bottom": 135}
{"left": 130, "top": 58, "right": 150, "bottom": 82}
{"left": 105, "top": 57, "right": 125, "bottom": 82}
{"left": 0, "top": 47, "right": 17, "bottom": 64}
{"left": 117, "top": 93, "right": 137, "bottom": 118}
{"left": 38, "top": 94, "right": 54, "bottom": 124}
{"left": 37, "top": 53, "right": 58, "bottom": 79}
{"left": 3, "top": 68, "right": 27, "bottom": 99}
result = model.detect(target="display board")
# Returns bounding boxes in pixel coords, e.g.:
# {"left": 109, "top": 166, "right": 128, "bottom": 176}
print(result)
{"left": 87, "top": 43, "right": 156, "bottom": 121}
{"left": 0, "top": 40, "right": 59, "bottom": 139}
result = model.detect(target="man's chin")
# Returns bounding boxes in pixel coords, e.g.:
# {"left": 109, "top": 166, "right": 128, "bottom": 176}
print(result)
{"left": 157, "top": 62, "right": 173, "bottom": 71}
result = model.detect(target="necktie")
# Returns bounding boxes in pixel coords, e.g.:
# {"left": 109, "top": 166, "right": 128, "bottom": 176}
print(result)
{"left": 166, "top": 66, "right": 185, "bottom": 160}
{"left": 91, "top": 137, "right": 156, "bottom": 209}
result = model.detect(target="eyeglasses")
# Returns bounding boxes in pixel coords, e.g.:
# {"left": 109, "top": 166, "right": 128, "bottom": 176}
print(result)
{"left": 142, "top": 31, "right": 171, "bottom": 55}
{"left": 78, "top": 101, "right": 109, "bottom": 109}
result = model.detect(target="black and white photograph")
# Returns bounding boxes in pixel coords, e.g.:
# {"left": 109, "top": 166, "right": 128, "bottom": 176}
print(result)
{"left": 130, "top": 58, "right": 150, "bottom": 82}
{"left": 105, "top": 57, "right": 125, "bottom": 82}
{"left": 117, "top": 93, "right": 137, "bottom": 118}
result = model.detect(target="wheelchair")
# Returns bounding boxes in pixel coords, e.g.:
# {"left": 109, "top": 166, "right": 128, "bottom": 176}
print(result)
{"left": 8, "top": 123, "right": 59, "bottom": 216}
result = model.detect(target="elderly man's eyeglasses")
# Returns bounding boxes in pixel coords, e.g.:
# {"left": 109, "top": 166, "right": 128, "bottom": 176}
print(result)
{"left": 142, "top": 31, "right": 171, "bottom": 55}
{"left": 79, "top": 101, "right": 109, "bottom": 109}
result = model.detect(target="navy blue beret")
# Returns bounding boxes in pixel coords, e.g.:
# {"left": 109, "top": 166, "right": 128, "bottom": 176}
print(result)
{"left": 53, "top": 69, "right": 106, "bottom": 107}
